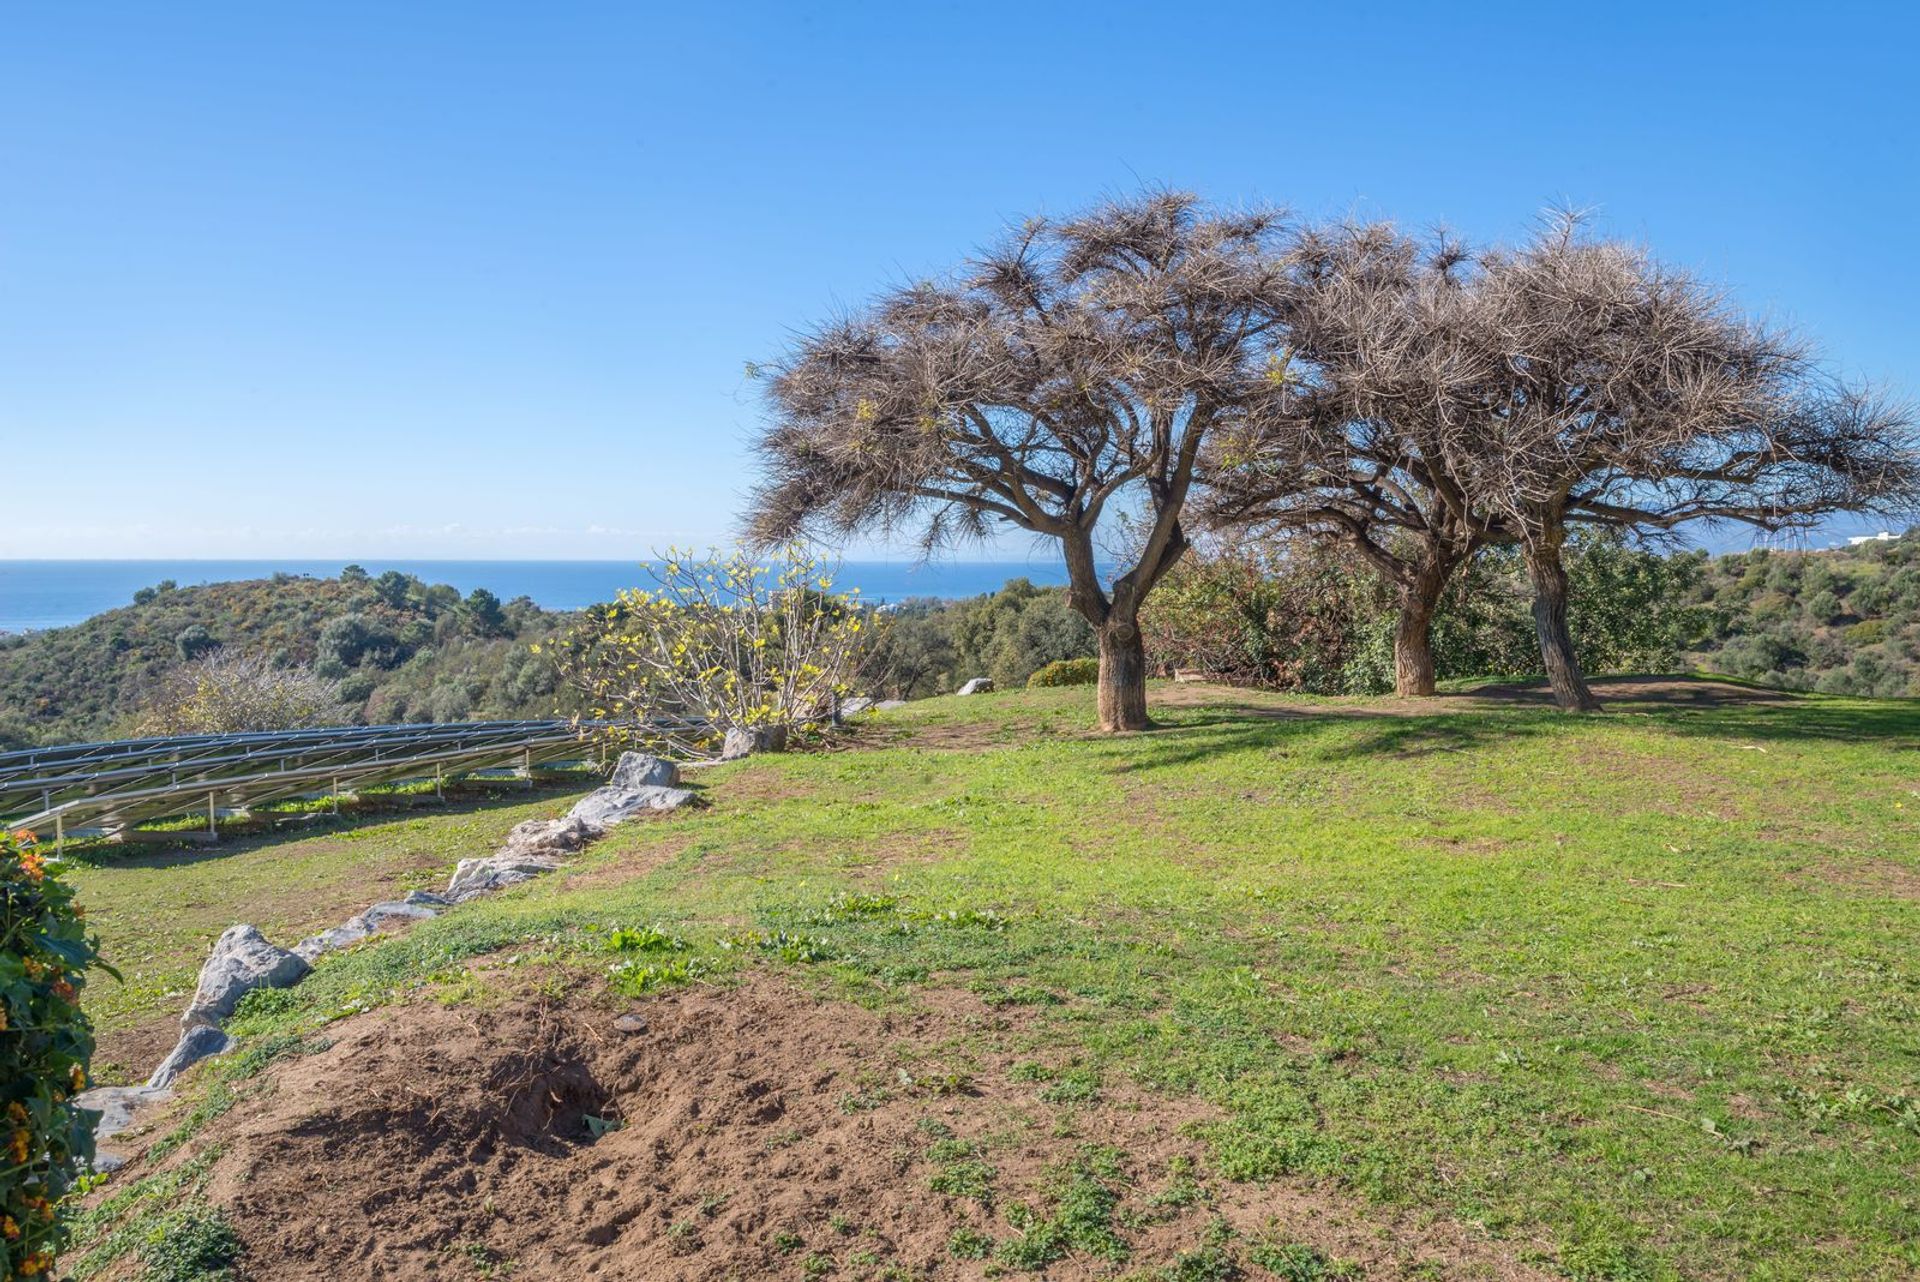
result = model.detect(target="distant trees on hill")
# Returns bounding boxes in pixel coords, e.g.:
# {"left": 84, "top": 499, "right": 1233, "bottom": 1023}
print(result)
{"left": 1684, "top": 535, "right": 1920, "bottom": 695}
{"left": 858, "top": 530, "right": 1920, "bottom": 702}
{"left": 0, "top": 569, "right": 571, "bottom": 748}
{"left": 864, "top": 579, "right": 1096, "bottom": 700}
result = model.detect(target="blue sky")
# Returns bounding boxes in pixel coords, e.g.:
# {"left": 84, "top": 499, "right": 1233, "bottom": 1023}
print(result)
{"left": 2, "top": 1, "right": 1914, "bottom": 559}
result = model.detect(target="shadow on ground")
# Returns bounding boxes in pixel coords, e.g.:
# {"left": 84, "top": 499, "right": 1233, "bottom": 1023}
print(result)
{"left": 1120, "top": 675, "right": 1920, "bottom": 774}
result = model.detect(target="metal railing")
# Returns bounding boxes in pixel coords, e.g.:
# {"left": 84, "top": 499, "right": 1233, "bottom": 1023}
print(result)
{"left": 0, "top": 719, "right": 655, "bottom": 843}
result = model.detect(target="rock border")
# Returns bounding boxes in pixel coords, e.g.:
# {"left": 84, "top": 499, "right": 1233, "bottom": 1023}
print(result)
{"left": 77, "top": 750, "right": 700, "bottom": 1159}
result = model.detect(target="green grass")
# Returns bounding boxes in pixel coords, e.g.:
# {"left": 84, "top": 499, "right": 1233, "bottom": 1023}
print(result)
{"left": 72, "top": 681, "right": 1920, "bottom": 1279}
{"left": 65, "top": 786, "right": 580, "bottom": 1075}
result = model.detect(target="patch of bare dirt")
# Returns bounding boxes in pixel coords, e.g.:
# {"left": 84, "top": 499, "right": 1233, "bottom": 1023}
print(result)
{"left": 116, "top": 978, "right": 1557, "bottom": 1281}
{"left": 868, "top": 718, "right": 1065, "bottom": 752}
{"left": 1795, "top": 855, "right": 1920, "bottom": 901}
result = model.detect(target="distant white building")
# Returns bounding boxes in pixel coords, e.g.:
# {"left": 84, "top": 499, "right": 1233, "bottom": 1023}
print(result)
{"left": 1847, "top": 531, "right": 1897, "bottom": 546}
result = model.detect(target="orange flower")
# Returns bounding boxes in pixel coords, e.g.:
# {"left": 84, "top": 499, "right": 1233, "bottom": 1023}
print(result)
{"left": 5, "top": 1102, "right": 25, "bottom": 1125}
{"left": 69, "top": 1064, "right": 86, "bottom": 1091}
{"left": 0, "top": 1214, "right": 17, "bottom": 1239}
{"left": 9, "top": 1128, "right": 30, "bottom": 1163}
{"left": 16, "top": 847, "right": 45, "bottom": 881}
{"left": 50, "top": 979, "right": 75, "bottom": 1003}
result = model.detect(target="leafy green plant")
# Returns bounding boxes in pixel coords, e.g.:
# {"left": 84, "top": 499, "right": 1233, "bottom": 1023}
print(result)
{"left": 996, "top": 1147, "right": 1129, "bottom": 1269}
{"left": 606, "top": 956, "right": 705, "bottom": 996}
{"left": 603, "top": 924, "right": 686, "bottom": 954}
{"left": 926, "top": 1136, "right": 997, "bottom": 1205}
{"left": 1246, "top": 1240, "right": 1359, "bottom": 1281}
{"left": 1, "top": 829, "right": 114, "bottom": 1279}
{"left": 948, "top": 1226, "right": 994, "bottom": 1259}
{"left": 135, "top": 1201, "right": 241, "bottom": 1281}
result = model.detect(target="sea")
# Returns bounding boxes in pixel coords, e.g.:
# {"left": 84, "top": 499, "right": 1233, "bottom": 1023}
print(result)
{"left": 0, "top": 559, "right": 1077, "bottom": 634}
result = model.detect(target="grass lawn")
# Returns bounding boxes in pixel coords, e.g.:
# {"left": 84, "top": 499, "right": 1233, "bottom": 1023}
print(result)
{"left": 70, "top": 679, "right": 1920, "bottom": 1280}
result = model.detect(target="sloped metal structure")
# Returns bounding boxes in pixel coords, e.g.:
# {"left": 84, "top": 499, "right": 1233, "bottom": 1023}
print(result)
{"left": 0, "top": 720, "right": 635, "bottom": 840}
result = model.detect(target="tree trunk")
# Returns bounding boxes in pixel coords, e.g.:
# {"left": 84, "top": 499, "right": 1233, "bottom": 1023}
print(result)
{"left": 1392, "top": 552, "right": 1453, "bottom": 698}
{"left": 1096, "top": 618, "right": 1151, "bottom": 732}
{"left": 1522, "top": 540, "right": 1601, "bottom": 712}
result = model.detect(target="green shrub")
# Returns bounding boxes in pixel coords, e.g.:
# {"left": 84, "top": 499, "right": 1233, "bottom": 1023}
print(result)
{"left": 1028, "top": 657, "right": 1100, "bottom": 688}
{"left": 1, "top": 829, "right": 113, "bottom": 1278}
{"left": 137, "top": 1201, "right": 241, "bottom": 1280}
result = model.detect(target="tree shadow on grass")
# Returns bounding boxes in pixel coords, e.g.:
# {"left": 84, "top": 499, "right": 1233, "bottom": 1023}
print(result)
{"left": 1116, "top": 676, "right": 1920, "bottom": 775}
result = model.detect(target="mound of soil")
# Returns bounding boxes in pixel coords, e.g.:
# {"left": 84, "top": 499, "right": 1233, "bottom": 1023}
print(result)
{"left": 117, "top": 977, "right": 1552, "bottom": 1280}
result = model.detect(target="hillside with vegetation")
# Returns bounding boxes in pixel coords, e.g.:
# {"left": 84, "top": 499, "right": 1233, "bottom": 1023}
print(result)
{"left": 7, "top": 531, "right": 1917, "bottom": 753}
{"left": 66, "top": 679, "right": 1920, "bottom": 1280}
{"left": 0, "top": 568, "right": 570, "bottom": 748}
{"left": 867, "top": 530, "right": 1920, "bottom": 705}
{"left": 1683, "top": 533, "right": 1920, "bottom": 696}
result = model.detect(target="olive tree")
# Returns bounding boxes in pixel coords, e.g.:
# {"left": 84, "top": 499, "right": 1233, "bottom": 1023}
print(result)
{"left": 747, "top": 193, "right": 1297, "bottom": 730}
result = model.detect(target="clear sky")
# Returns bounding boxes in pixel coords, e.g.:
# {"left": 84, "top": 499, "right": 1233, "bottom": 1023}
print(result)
{"left": 2, "top": 1, "right": 1915, "bottom": 559}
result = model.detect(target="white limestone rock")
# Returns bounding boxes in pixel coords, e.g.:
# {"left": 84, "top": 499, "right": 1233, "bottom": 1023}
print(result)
{"left": 147, "top": 1024, "right": 234, "bottom": 1089}
{"left": 566, "top": 783, "right": 697, "bottom": 828}
{"left": 181, "top": 925, "right": 309, "bottom": 1029}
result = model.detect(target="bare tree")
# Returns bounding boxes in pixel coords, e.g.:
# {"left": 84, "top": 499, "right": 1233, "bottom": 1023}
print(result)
{"left": 1452, "top": 217, "right": 1919, "bottom": 710}
{"left": 1202, "top": 223, "right": 1507, "bottom": 696}
{"left": 747, "top": 193, "right": 1297, "bottom": 730}
{"left": 138, "top": 651, "right": 347, "bottom": 735}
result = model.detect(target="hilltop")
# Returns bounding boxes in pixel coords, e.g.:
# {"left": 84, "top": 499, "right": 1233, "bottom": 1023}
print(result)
{"left": 66, "top": 678, "right": 1920, "bottom": 1281}
{"left": 0, "top": 570, "right": 571, "bottom": 748}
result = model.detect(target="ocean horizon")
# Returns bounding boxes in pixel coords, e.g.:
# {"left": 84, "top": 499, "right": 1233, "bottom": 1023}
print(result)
{"left": 0, "top": 558, "right": 1079, "bottom": 634}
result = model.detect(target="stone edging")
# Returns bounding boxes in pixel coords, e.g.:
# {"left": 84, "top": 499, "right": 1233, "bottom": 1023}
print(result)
{"left": 75, "top": 750, "right": 697, "bottom": 1167}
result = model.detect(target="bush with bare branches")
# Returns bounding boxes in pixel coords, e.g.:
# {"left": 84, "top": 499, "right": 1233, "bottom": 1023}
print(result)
{"left": 137, "top": 651, "right": 348, "bottom": 735}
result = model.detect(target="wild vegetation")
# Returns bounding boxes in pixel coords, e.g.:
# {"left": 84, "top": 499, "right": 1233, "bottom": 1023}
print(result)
{"left": 0, "top": 569, "right": 569, "bottom": 749}
{"left": 861, "top": 531, "right": 1920, "bottom": 701}
{"left": 63, "top": 681, "right": 1920, "bottom": 1279}
{"left": 864, "top": 579, "right": 1096, "bottom": 700}
{"left": 1, "top": 829, "right": 110, "bottom": 1279}
{"left": 1682, "top": 533, "right": 1920, "bottom": 695}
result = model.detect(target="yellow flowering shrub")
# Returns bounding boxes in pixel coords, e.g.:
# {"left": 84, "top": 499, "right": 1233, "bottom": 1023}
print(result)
{"left": 543, "top": 545, "right": 873, "bottom": 758}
